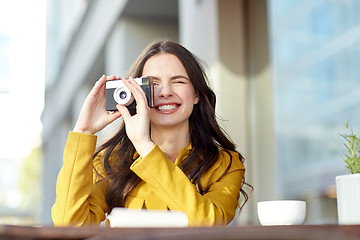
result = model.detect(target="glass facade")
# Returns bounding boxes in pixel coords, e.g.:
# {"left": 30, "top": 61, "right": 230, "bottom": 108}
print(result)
{"left": 269, "top": 0, "right": 360, "bottom": 198}
{"left": 0, "top": 33, "right": 10, "bottom": 93}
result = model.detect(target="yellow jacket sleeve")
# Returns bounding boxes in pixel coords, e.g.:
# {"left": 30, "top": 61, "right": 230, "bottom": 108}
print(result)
{"left": 51, "top": 132, "right": 108, "bottom": 226}
{"left": 130, "top": 145, "right": 245, "bottom": 226}
{"left": 52, "top": 132, "right": 245, "bottom": 227}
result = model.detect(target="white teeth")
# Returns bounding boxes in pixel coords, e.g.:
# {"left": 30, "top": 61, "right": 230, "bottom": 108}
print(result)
{"left": 158, "top": 104, "right": 177, "bottom": 111}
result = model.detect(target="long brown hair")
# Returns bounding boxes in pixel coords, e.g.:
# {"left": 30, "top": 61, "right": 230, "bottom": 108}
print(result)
{"left": 94, "top": 40, "right": 251, "bottom": 212}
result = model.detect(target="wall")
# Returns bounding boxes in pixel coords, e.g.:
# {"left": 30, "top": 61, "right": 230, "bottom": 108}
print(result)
{"left": 43, "top": 0, "right": 273, "bottom": 225}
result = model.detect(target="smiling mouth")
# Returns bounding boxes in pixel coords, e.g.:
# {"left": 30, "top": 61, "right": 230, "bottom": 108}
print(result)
{"left": 157, "top": 104, "right": 178, "bottom": 111}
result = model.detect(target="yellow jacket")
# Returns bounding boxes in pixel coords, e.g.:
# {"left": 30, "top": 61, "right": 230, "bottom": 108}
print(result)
{"left": 52, "top": 132, "right": 245, "bottom": 226}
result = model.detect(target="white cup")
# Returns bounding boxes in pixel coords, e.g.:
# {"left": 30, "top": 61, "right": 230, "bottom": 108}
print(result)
{"left": 257, "top": 200, "right": 306, "bottom": 226}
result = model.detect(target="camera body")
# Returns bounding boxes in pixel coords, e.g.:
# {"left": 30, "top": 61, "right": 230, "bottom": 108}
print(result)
{"left": 105, "top": 76, "right": 154, "bottom": 114}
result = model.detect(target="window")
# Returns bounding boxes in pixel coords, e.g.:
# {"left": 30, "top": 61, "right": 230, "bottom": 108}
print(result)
{"left": 269, "top": 0, "right": 360, "bottom": 198}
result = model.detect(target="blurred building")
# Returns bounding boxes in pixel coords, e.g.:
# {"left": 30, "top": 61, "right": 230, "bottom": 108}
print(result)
{"left": 42, "top": 0, "right": 269, "bottom": 225}
{"left": 0, "top": 1, "right": 45, "bottom": 224}
{"left": 42, "top": 0, "right": 360, "bottom": 225}
{"left": 269, "top": 0, "right": 360, "bottom": 224}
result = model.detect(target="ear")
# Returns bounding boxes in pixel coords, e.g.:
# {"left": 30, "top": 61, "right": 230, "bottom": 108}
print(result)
{"left": 194, "top": 93, "right": 200, "bottom": 105}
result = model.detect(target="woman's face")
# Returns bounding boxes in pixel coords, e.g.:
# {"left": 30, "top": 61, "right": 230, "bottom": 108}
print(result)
{"left": 142, "top": 53, "right": 199, "bottom": 129}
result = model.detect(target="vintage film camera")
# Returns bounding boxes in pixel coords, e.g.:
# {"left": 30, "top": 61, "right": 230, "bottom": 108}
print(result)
{"left": 105, "top": 76, "right": 154, "bottom": 114}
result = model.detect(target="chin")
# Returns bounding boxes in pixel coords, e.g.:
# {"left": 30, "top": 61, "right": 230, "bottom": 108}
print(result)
{"left": 151, "top": 119, "right": 189, "bottom": 129}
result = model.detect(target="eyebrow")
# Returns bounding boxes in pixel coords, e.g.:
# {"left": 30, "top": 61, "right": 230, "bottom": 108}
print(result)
{"left": 171, "top": 75, "right": 190, "bottom": 81}
{"left": 150, "top": 75, "right": 190, "bottom": 81}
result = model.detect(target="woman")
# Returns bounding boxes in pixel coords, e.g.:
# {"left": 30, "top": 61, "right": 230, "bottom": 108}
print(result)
{"left": 52, "top": 40, "right": 250, "bottom": 226}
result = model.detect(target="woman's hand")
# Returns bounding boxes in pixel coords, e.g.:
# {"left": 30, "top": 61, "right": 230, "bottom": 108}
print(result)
{"left": 116, "top": 77, "right": 155, "bottom": 157}
{"left": 73, "top": 75, "right": 122, "bottom": 135}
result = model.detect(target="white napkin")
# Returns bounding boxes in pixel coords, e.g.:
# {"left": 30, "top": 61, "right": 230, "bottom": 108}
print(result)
{"left": 108, "top": 208, "right": 188, "bottom": 228}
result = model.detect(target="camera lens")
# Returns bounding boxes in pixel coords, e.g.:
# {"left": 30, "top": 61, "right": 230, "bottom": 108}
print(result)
{"left": 119, "top": 91, "right": 127, "bottom": 99}
{"left": 113, "top": 86, "right": 133, "bottom": 106}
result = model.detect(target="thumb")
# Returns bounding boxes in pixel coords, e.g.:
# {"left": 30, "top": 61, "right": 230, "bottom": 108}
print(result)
{"left": 116, "top": 104, "right": 131, "bottom": 122}
{"left": 107, "top": 111, "right": 122, "bottom": 124}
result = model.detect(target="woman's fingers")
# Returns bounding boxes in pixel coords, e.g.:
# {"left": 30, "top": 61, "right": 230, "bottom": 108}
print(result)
{"left": 93, "top": 75, "right": 119, "bottom": 94}
{"left": 116, "top": 104, "right": 131, "bottom": 122}
{"left": 122, "top": 76, "right": 148, "bottom": 108}
{"left": 73, "top": 74, "right": 126, "bottom": 134}
{"left": 106, "top": 75, "right": 120, "bottom": 81}
{"left": 89, "top": 74, "right": 106, "bottom": 95}
{"left": 107, "top": 110, "right": 122, "bottom": 123}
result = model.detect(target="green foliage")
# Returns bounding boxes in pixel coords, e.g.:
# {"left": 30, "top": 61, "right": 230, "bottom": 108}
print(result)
{"left": 18, "top": 146, "right": 42, "bottom": 211}
{"left": 340, "top": 122, "right": 360, "bottom": 174}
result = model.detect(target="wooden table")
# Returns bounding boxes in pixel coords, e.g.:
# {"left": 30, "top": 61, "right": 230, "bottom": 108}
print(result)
{"left": 0, "top": 224, "right": 359, "bottom": 240}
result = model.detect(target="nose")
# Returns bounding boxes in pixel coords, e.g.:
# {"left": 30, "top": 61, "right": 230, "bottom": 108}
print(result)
{"left": 157, "top": 82, "right": 173, "bottom": 98}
